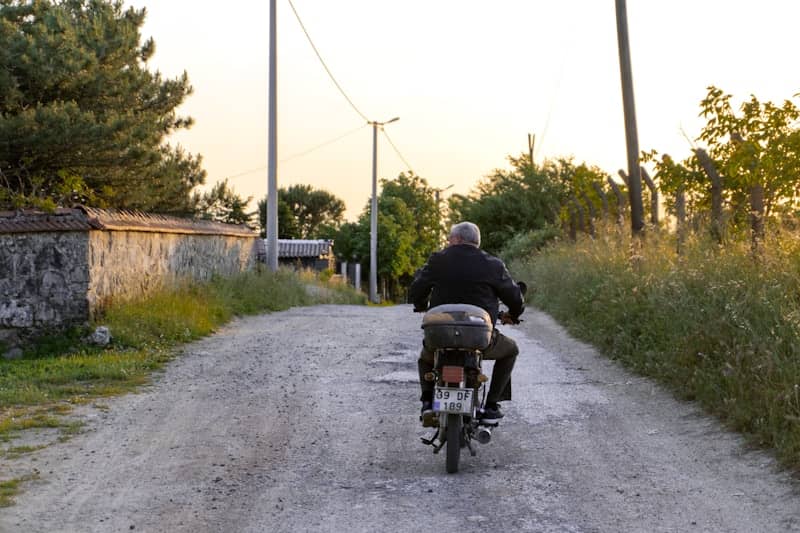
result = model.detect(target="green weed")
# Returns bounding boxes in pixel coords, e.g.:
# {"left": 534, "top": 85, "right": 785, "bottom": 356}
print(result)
{"left": 0, "top": 475, "right": 38, "bottom": 507}
{"left": 0, "top": 268, "right": 365, "bottom": 442}
{"left": 514, "top": 230, "right": 800, "bottom": 471}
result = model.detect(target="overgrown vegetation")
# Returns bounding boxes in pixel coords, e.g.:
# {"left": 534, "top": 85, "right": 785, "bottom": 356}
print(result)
{"left": 0, "top": 269, "right": 365, "bottom": 442}
{"left": 514, "top": 230, "right": 800, "bottom": 470}
{"left": 334, "top": 172, "right": 443, "bottom": 299}
{"left": 0, "top": 474, "right": 38, "bottom": 507}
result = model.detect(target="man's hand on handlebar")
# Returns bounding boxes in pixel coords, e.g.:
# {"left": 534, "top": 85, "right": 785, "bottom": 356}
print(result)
{"left": 498, "top": 311, "right": 522, "bottom": 325}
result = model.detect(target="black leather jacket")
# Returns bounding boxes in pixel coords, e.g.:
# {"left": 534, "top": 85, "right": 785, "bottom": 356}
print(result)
{"left": 408, "top": 244, "right": 525, "bottom": 324}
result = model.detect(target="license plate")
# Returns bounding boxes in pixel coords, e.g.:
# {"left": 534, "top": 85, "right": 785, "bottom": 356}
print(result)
{"left": 433, "top": 387, "right": 474, "bottom": 414}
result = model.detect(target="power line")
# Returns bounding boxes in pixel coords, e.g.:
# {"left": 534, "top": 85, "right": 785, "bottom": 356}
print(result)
{"left": 381, "top": 129, "right": 415, "bottom": 174}
{"left": 224, "top": 123, "right": 368, "bottom": 180}
{"left": 287, "top": 0, "right": 370, "bottom": 123}
{"left": 282, "top": 123, "right": 368, "bottom": 163}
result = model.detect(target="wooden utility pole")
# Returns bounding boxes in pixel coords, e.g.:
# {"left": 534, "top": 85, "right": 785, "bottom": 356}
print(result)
{"left": 615, "top": 0, "right": 645, "bottom": 236}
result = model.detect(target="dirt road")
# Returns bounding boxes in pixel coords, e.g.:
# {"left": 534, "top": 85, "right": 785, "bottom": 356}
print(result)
{"left": 1, "top": 304, "right": 798, "bottom": 532}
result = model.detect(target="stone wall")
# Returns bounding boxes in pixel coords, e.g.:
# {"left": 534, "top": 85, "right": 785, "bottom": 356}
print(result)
{"left": 87, "top": 230, "right": 256, "bottom": 309}
{"left": 0, "top": 207, "right": 258, "bottom": 348}
{"left": 0, "top": 231, "right": 90, "bottom": 344}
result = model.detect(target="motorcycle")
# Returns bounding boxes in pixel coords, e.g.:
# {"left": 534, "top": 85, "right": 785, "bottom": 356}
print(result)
{"left": 417, "top": 284, "right": 525, "bottom": 474}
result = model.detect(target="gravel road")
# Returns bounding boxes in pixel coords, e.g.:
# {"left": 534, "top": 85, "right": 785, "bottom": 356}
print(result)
{"left": 1, "top": 304, "right": 798, "bottom": 532}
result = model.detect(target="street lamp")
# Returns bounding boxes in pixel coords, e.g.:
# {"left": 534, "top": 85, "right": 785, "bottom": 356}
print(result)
{"left": 369, "top": 116, "right": 399, "bottom": 304}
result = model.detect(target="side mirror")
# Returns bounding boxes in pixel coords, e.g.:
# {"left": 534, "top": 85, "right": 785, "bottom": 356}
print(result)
{"left": 517, "top": 281, "right": 528, "bottom": 296}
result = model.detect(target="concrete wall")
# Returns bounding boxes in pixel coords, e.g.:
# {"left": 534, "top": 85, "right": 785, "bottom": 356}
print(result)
{"left": 87, "top": 231, "right": 256, "bottom": 309}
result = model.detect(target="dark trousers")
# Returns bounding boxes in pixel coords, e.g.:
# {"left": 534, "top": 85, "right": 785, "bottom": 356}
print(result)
{"left": 418, "top": 330, "right": 519, "bottom": 405}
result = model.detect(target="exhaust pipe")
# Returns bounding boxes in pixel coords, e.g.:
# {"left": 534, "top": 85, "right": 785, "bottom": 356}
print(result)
{"left": 475, "top": 426, "right": 492, "bottom": 444}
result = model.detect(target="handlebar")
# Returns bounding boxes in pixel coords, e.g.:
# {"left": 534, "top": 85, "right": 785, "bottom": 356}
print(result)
{"left": 498, "top": 311, "right": 522, "bottom": 325}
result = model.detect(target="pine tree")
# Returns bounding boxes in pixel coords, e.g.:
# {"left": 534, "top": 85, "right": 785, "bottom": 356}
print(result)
{"left": 0, "top": 0, "right": 205, "bottom": 213}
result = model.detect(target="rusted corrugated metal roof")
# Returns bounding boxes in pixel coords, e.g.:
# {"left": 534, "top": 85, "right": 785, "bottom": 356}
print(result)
{"left": 276, "top": 239, "right": 333, "bottom": 258}
{"left": 0, "top": 206, "right": 258, "bottom": 237}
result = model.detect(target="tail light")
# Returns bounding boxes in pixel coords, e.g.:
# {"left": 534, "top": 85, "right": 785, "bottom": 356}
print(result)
{"left": 441, "top": 365, "right": 464, "bottom": 384}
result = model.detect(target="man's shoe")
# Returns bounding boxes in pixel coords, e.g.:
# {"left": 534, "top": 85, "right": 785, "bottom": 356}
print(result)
{"left": 478, "top": 404, "right": 504, "bottom": 424}
{"left": 420, "top": 401, "right": 437, "bottom": 427}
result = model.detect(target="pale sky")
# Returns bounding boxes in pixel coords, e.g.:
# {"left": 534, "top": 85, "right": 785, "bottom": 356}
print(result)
{"left": 126, "top": 0, "right": 800, "bottom": 221}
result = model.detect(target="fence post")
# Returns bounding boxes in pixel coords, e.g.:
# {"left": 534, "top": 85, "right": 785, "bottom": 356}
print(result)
{"left": 607, "top": 175, "right": 627, "bottom": 227}
{"left": 675, "top": 188, "right": 686, "bottom": 255}
{"left": 592, "top": 181, "right": 610, "bottom": 220}
{"left": 640, "top": 167, "right": 659, "bottom": 226}
{"left": 694, "top": 148, "right": 724, "bottom": 244}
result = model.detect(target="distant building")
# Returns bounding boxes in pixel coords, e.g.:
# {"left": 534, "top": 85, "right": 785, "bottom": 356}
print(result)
{"left": 261, "top": 239, "right": 334, "bottom": 272}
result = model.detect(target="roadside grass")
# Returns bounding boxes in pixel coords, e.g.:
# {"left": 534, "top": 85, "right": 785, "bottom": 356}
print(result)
{"left": 0, "top": 474, "right": 38, "bottom": 508}
{"left": 513, "top": 230, "right": 800, "bottom": 471}
{"left": 0, "top": 268, "right": 366, "bottom": 443}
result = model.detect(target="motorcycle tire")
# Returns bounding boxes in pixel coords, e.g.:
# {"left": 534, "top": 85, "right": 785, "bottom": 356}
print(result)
{"left": 445, "top": 413, "right": 461, "bottom": 473}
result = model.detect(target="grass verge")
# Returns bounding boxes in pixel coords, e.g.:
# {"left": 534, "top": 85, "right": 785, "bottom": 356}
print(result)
{"left": 0, "top": 268, "right": 365, "bottom": 443}
{"left": 0, "top": 475, "right": 38, "bottom": 508}
{"left": 513, "top": 230, "right": 800, "bottom": 471}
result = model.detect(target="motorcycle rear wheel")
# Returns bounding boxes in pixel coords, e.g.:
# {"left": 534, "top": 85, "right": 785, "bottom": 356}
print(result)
{"left": 445, "top": 413, "right": 461, "bottom": 473}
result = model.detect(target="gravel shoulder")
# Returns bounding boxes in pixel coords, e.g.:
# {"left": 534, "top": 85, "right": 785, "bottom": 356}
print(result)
{"left": 0, "top": 304, "right": 798, "bottom": 532}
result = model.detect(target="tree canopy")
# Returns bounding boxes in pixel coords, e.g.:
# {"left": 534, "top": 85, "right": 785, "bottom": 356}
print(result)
{"left": 644, "top": 86, "right": 800, "bottom": 246}
{"left": 192, "top": 179, "right": 253, "bottom": 225}
{"left": 258, "top": 184, "right": 346, "bottom": 239}
{"left": 333, "top": 172, "right": 442, "bottom": 299}
{"left": 448, "top": 155, "right": 567, "bottom": 254}
{"left": 0, "top": 0, "right": 205, "bottom": 213}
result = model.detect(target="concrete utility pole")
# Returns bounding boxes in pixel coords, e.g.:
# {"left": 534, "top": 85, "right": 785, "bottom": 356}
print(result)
{"left": 614, "top": 0, "right": 645, "bottom": 236}
{"left": 266, "top": 0, "right": 279, "bottom": 271}
{"left": 369, "top": 117, "right": 399, "bottom": 304}
{"left": 528, "top": 133, "right": 536, "bottom": 166}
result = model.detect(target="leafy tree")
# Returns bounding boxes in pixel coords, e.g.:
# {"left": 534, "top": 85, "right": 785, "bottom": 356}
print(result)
{"left": 698, "top": 86, "right": 800, "bottom": 225}
{"left": 645, "top": 87, "right": 800, "bottom": 249}
{"left": 0, "top": 0, "right": 204, "bottom": 213}
{"left": 332, "top": 172, "right": 441, "bottom": 299}
{"left": 330, "top": 221, "right": 362, "bottom": 262}
{"left": 380, "top": 172, "right": 442, "bottom": 269}
{"left": 192, "top": 179, "right": 253, "bottom": 225}
{"left": 448, "top": 155, "right": 566, "bottom": 254}
{"left": 258, "top": 185, "right": 345, "bottom": 239}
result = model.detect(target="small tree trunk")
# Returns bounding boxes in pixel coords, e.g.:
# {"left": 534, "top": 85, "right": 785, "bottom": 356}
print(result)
{"left": 750, "top": 182, "right": 765, "bottom": 257}
{"left": 579, "top": 192, "right": 597, "bottom": 237}
{"left": 568, "top": 204, "right": 577, "bottom": 241}
{"left": 695, "top": 148, "right": 724, "bottom": 244}
{"left": 572, "top": 197, "right": 586, "bottom": 235}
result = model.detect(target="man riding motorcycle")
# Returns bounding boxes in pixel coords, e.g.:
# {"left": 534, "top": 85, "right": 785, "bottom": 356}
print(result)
{"left": 409, "top": 221, "right": 525, "bottom": 426}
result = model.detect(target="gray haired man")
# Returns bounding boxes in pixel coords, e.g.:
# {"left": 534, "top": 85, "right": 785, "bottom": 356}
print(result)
{"left": 409, "top": 222, "right": 525, "bottom": 425}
